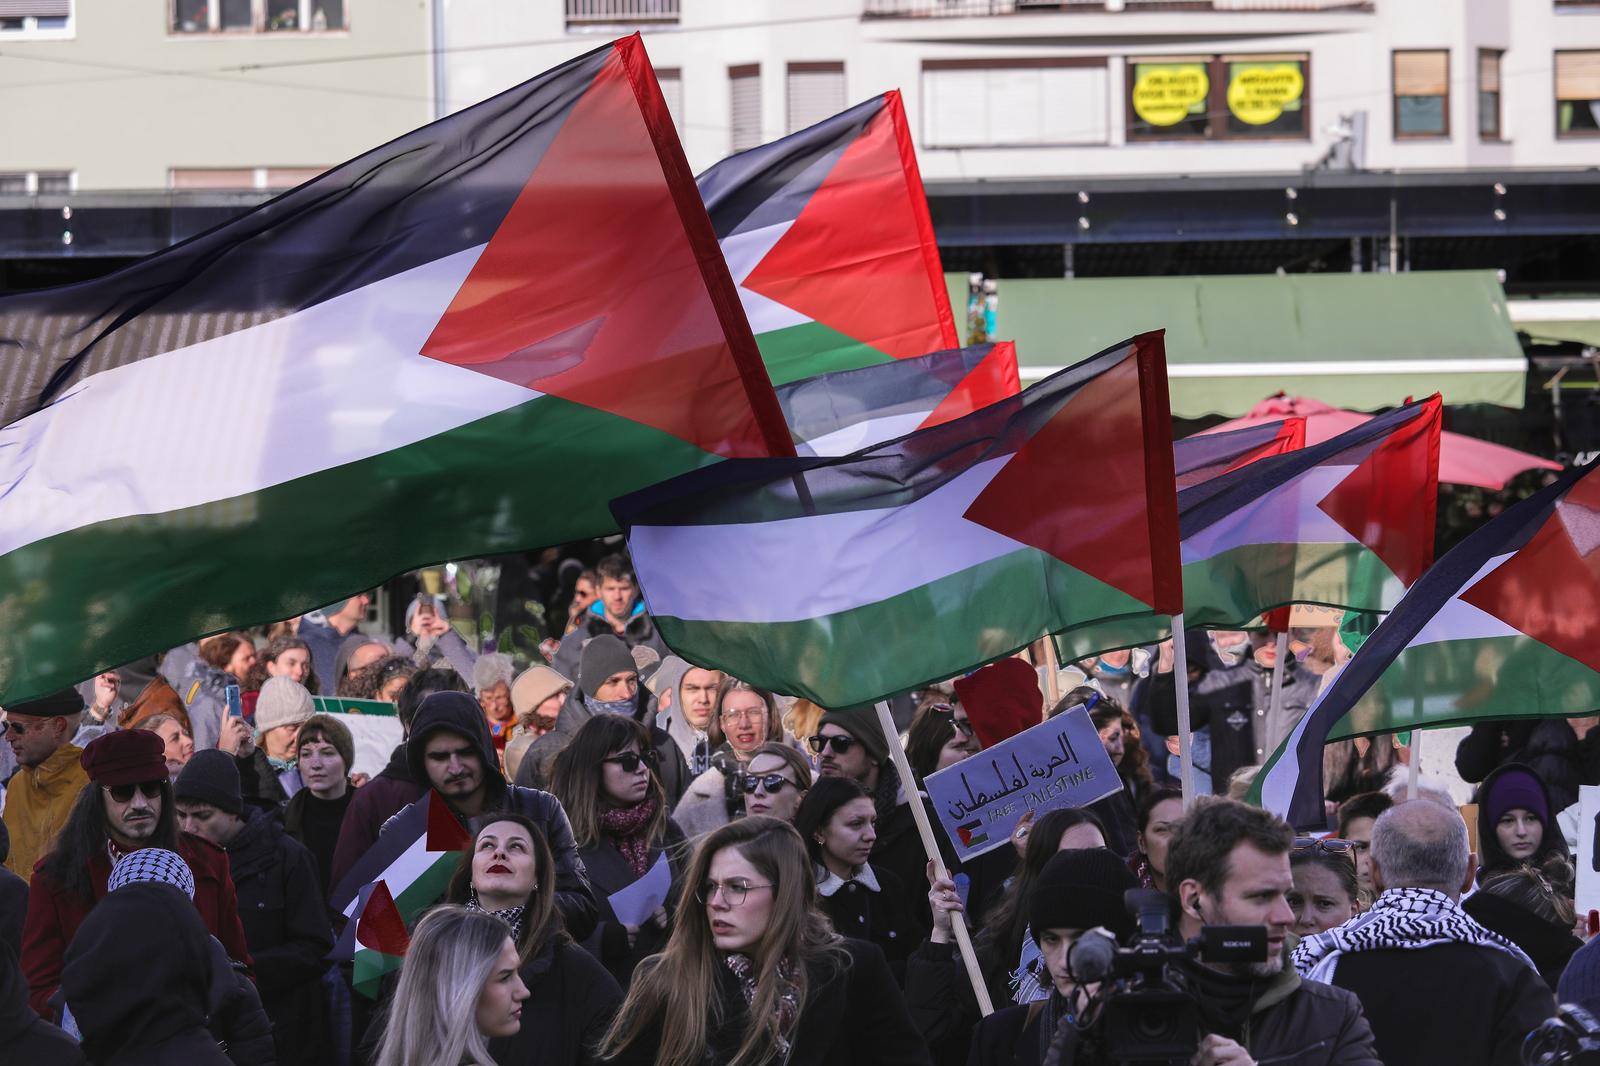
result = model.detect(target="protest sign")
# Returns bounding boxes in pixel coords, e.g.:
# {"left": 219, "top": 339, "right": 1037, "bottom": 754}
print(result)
{"left": 925, "top": 703, "right": 1120, "bottom": 862}
{"left": 607, "top": 853, "right": 673, "bottom": 928}
{"left": 1579, "top": 786, "right": 1600, "bottom": 922}
{"left": 326, "top": 712, "right": 405, "bottom": 779}
{"left": 313, "top": 696, "right": 397, "bottom": 716}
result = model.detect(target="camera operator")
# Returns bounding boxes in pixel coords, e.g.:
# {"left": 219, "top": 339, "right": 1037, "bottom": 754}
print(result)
{"left": 1164, "top": 797, "right": 1380, "bottom": 1066}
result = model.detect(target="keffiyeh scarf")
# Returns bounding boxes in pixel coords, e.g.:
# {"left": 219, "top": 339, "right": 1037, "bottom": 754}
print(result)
{"left": 724, "top": 952, "right": 801, "bottom": 1058}
{"left": 466, "top": 890, "right": 527, "bottom": 945}
{"left": 1291, "top": 886, "right": 1536, "bottom": 982}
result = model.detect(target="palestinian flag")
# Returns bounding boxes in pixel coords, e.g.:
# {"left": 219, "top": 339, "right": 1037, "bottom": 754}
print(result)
{"left": 0, "top": 35, "right": 792, "bottom": 703}
{"left": 698, "top": 91, "right": 958, "bottom": 385}
{"left": 615, "top": 333, "right": 1182, "bottom": 708}
{"left": 349, "top": 881, "right": 411, "bottom": 997}
{"left": 777, "top": 341, "right": 1020, "bottom": 456}
{"left": 1251, "top": 463, "right": 1596, "bottom": 827}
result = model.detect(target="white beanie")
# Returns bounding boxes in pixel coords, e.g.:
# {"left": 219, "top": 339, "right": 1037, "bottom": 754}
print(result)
{"left": 255, "top": 676, "right": 315, "bottom": 736}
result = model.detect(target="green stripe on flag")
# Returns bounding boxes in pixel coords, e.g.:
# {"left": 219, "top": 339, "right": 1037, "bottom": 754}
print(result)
{"left": 352, "top": 946, "right": 405, "bottom": 999}
{"left": 755, "top": 320, "right": 893, "bottom": 385}
{"left": 1181, "top": 541, "right": 1398, "bottom": 629}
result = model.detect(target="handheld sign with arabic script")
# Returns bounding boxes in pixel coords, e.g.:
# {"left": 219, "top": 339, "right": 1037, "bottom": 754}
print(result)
{"left": 925, "top": 701, "right": 1120, "bottom": 862}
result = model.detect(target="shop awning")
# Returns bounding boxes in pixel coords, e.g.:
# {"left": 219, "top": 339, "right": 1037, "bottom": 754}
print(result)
{"left": 943, "top": 271, "right": 1527, "bottom": 418}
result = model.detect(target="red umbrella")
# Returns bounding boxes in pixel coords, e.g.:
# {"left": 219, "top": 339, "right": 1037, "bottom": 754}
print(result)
{"left": 1197, "top": 394, "right": 1561, "bottom": 490}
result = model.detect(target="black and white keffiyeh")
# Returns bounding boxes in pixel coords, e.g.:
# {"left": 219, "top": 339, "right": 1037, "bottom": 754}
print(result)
{"left": 107, "top": 847, "right": 195, "bottom": 899}
{"left": 1291, "top": 886, "right": 1535, "bottom": 982}
{"left": 466, "top": 890, "right": 527, "bottom": 945}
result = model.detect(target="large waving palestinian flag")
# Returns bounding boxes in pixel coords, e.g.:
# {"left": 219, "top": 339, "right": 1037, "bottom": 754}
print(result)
{"left": 1252, "top": 462, "right": 1594, "bottom": 827}
{"left": 0, "top": 35, "right": 793, "bottom": 702}
{"left": 777, "top": 341, "right": 1019, "bottom": 456}
{"left": 698, "top": 91, "right": 958, "bottom": 385}
{"left": 1175, "top": 418, "right": 1306, "bottom": 490}
{"left": 616, "top": 333, "right": 1182, "bottom": 708}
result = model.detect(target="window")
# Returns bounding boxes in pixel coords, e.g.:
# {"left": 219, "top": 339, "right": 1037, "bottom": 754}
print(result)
{"left": 1126, "top": 54, "right": 1308, "bottom": 141}
{"left": 170, "top": 167, "right": 325, "bottom": 190}
{"left": 1556, "top": 51, "right": 1600, "bottom": 137}
{"left": 1393, "top": 50, "right": 1449, "bottom": 138}
{"left": 0, "top": 170, "right": 74, "bottom": 194}
{"left": 172, "top": 0, "right": 345, "bottom": 33}
{"left": 0, "top": 1, "right": 72, "bottom": 34}
{"left": 787, "top": 62, "right": 846, "bottom": 134}
{"left": 729, "top": 65, "right": 762, "bottom": 153}
{"left": 923, "top": 60, "right": 1109, "bottom": 147}
{"left": 1478, "top": 50, "right": 1503, "bottom": 139}
{"left": 656, "top": 67, "right": 684, "bottom": 132}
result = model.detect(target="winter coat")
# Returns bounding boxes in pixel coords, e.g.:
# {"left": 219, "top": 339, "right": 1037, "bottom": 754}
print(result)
{"left": 1473, "top": 761, "right": 1572, "bottom": 882}
{"left": 2, "top": 743, "right": 88, "bottom": 880}
{"left": 672, "top": 761, "right": 740, "bottom": 839}
{"left": 515, "top": 687, "right": 690, "bottom": 809}
{"left": 1463, "top": 889, "right": 1583, "bottom": 993}
{"left": 1457, "top": 719, "right": 1596, "bottom": 814}
{"left": 1147, "top": 656, "right": 1314, "bottom": 790}
{"left": 176, "top": 663, "right": 233, "bottom": 753}
{"left": 1328, "top": 940, "right": 1553, "bottom": 1066}
{"left": 605, "top": 938, "right": 931, "bottom": 1066}
{"left": 405, "top": 692, "right": 600, "bottom": 941}
{"left": 237, "top": 747, "right": 301, "bottom": 811}
{"left": 22, "top": 834, "right": 254, "bottom": 1018}
{"left": 488, "top": 931, "right": 622, "bottom": 1066}
{"left": 296, "top": 616, "right": 350, "bottom": 699}
{"left": 60, "top": 883, "right": 234, "bottom": 1066}
{"left": 0, "top": 862, "right": 26, "bottom": 958}
{"left": 203, "top": 933, "right": 277, "bottom": 1066}
{"left": 578, "top": 818, "right": 688, "bottom": 989}
{"left": 225, "top": 806, "right": 334, "bottom": 1065}
{"left": 815, "top": 862, "right": 917, "bottom": 983}
{"left": 327, "top": 742, "right": 424, "bottom": 895}
{"left": 0, "top": 941, "right": 84, "bottom": 1066}
{"left": 282, "top": 785, "right": 354, "bottom": 898}
{"left": 550, "top": 600, "right": 670, "bottom": 684}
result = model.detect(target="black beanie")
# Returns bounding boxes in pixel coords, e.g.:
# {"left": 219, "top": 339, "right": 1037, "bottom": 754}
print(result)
{"left": 579, "top": 635, "right": 637, "bottom": 698}
{"left": 1030, "top": 847, "right": 1138, "bottom": 937}
{"left": 174, "top": 749, "right": 243, "bottom": 816}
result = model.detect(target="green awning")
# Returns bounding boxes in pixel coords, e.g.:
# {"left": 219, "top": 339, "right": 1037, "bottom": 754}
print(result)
{"left": 1515, "top": 320, "right": 1600, "bottom": 348}
{"left": 943, "top": 271, "right": 1527, "bottom": 418}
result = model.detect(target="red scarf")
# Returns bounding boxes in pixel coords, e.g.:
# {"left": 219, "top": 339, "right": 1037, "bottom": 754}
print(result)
{"left": 599, "top": 793, "right": 659, "bottom": 878}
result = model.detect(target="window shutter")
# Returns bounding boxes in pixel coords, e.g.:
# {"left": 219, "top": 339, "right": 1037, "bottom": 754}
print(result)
{"left": 786, "top": 63, "right": 845, "bottom": 134}
{"left": 1478, "top": 51, "right": 1501, "bottom": 93}
{"left": 1556, "top": 51, "right": 1600, "bottom": 101}
{"left": 0, "top": 1, "right": 70, "bottom": 15}
{"left": 1394, "top": 51, "right": 1448, "bottom": 96}
{"left": 655, "top": 68, "right": 684, "bottom": 131}
{"left": 729, "top": 65, "right": 762, "bottom": 152}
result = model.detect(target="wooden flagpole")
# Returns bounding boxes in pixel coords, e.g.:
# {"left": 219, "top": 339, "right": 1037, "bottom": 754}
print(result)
{"left": 1170, "top": 617, "right": 1197, "bottom": 809}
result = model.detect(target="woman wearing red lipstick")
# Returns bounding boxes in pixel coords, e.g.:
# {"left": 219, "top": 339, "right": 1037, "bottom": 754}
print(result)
{"left": 598, "top": 816, "right": 930, "bottom": 1066}
{"left": 552, "top": 715, "right": 688, "bottom": 989}
{"left": 443, "top": 814, "right": 622, "bottom": 1066}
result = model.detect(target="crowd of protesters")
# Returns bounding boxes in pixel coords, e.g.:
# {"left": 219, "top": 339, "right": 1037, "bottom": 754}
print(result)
{"left": 0, "top": 552, "right": 1596, "bottom": 1065}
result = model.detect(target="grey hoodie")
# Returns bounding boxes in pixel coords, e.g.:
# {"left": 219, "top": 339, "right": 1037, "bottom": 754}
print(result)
{"left": 653, "top": 656, "right": 713, "bottom": 776}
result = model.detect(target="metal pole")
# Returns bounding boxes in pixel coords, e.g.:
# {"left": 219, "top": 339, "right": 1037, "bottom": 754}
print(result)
{"left": 873, "top": 701, "right": 995, "bottom": 1016}
{"left": 1171, "top": 617, "right": 1196, "bottom": 808}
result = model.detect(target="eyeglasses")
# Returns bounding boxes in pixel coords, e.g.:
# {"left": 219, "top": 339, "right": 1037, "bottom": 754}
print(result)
{"left": 104, "top": 781, "right": 165, "bottom": 804}
{"left": 696, "top": 879, "right": 775, "bottom": 907}
{"left": 928, "top": 706, "right": 975, "bottom": 738}
{"left": 602, "top": 750, "right": 659, "bottom": 774}
{"left": 1294, "top": 837, "right": 1355, "bottom": 856}
{"left": 720, "top": 707, "right": 766, "bottom": 723}
{"left": 807, "top": 734, "right": 859, "bottom": 756}
{"left": 736, "top": 773, "right": 797, "bottom": 795}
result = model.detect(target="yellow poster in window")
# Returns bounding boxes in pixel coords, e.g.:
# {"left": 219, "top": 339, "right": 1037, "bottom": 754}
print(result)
{"left": 1132, "top": 64, "right": 1210, "bottom": 127}
{"left": 1227, "top": 63, "right": 1304, "bottom": 125}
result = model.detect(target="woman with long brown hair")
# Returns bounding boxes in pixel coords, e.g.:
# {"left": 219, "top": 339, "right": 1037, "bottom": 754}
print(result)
{"left": 550, "top": 714, "right": 687, "bottom": 988}
{"left": 599, "top": 816, "right": 930, "bottom": 1066}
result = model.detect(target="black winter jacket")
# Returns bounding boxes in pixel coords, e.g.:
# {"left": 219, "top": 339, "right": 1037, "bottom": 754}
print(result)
{"left": 1457, "top": 719, "right": 1595, "bottom": 814}
{"left": 1464, "top": 889, "right": 1583, "bottom": 993}
{"left": 550, "top": 602, "right": 670, "bottom": 684}
{"left": 406, "top": 692, "right": 600, "bottom": 941}
{"left": 0, "top": 941, "right": 83, "bottom": 1066}
{"left": 578, "top": 818, "right": 688, "bottom": 989}
{"left": 489, "top": 932, "right": 622, "bottom": 1066}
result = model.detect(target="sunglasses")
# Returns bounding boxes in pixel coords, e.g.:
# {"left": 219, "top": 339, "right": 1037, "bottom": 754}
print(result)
{"left": 736, "top": 773, "right": 797, "bottom": 795}
{"left": 104, "top": 781, "right": 164, "bottom": 804}
{"left": 807, "top": 734, "right": 859, "bottom": 756}
{"left": 602, "top": 750, "right": 659, "bottom": 774}
{"left": 928, "top": 706, "right": 975, "bottom": 738}
{"left": 1293, "top": 837, "right": 1355, "bottom": 855}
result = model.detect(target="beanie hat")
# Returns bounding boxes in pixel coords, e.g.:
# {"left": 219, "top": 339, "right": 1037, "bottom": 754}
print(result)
{"left": 954, "top": 657, "right": 1043, "bottom": 749}
{"left": 296, "top": 714, "right": 355, "bottom": 773}
{"left": 107, "top": 848, "right": 195, "bottom": 899}
{"left": 255, "top": 676, "right": 315, "bottom": 736}
{"left": 817, "top": 705, "right": 889, "bottom": 764}
{"left": 1030, "top": 847, "right": 1138, "bottom": 938}
{"left": 81, "top": 729, "right": 168, "bottom": 787}
{"left": 579, "top": 635, "right": 637, "bottom": 699}
{"left": 174, "top": 749, "right": 243, "bottom": 815}
{"left": 1485, "top": 766, "right": 1550, "bottom": 831}
{"left": 4, "top": 689, "right": 83, "bottom": 718}
{"left": 511, "top": 665, "right": 572, "bottom": 718}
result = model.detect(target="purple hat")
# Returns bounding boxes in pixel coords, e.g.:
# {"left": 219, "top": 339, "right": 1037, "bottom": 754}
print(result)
{"left": 1485, "top": 767, "right": 1549, "bottom": 830}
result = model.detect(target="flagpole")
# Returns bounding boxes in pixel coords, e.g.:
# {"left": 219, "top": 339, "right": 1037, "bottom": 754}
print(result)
{"left": 1042, "top": 637, "right": 1062, "bottom": 710}
{"left": 873, "top": 700, "right": 995, "bottom": 1017}
{"left": 1171, "top": 617, "right": 1197, "bottom": 809}
{"left": 1267, "top": 630, "right": 1289, "bottom": 752}
{"left": 1407, "top": 728, "right": 1422, "bottom": 800}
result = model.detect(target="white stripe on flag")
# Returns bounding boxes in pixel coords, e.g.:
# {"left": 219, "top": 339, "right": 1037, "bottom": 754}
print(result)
{"left": 0, "top": 245, "right": 541, "bottom": 557}
{"left": 340, "top": 827, "right": 436, "bottom": 919}
{"left": 1403, "top": 553, "right": 1520, "bottom": 649}
{"left": 719, "top": 221, "right": 809, "bottom": 336}
{"left": 799, "top": 410, "right": 930, "bottom": 457}
{"left": 1179, "top": 466, "right": 1360, "bottom": 564}
{"left": 631, "top": 456, "right": 1028, "bottom": 625}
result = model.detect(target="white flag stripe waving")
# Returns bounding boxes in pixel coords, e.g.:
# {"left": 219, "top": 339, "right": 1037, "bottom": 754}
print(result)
{"left": 1178, "top": 465, "right": 1359, "bottom": 564}
{"left": 0, "top": 244, "right": 540, "bottom": 557}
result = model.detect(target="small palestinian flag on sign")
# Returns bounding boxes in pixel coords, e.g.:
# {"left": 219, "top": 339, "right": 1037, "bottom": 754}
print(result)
{"left": 616, "top": 332, "right": 1182, "bottom": 708}
{"left": 957, "top": 820, "right": 988, "bottom": 848}
{"left": 776, "top": 341, "right": 1020, "bottom": 456}
{"left": 1251, "top": 460, "right": 1593, "bottom": 828}
{"left": 698, "top": 91, "right": 958, "bottom": 385}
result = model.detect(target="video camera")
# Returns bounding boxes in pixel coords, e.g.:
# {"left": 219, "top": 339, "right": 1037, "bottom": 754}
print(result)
{"left": 1524, "top": 1005, "right": 1600, "bottom": 1066}
{"left": 1053, "top": 889, "right": 1268, "bottom": 1065}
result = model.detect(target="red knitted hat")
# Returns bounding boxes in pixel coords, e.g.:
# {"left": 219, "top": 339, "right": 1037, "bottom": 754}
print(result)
{"left": 953, "top": 658, "right": 1043, "bottom": 749}
{"left": 80, "top": 729, "right": 168, "bottom": 787}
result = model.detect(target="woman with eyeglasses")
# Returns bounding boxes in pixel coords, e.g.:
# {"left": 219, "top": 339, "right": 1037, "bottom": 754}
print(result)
{"left": 793, "top": 777, "right": 917, "bottom": 982}
{"left": 738, "top": 742, "right": 812, "bottom": 823}
{"left": 904, "top": 695, "right": 980, "bottom": 783}
{"left": 441, "top": 814, "right": 622, "bottom": 1065}
{"left": 551, "top": 714, "right": 687, "bottom": 989}
{"left": 675, "top": 680, "right": 791, "bottom": 838}
{"left": 1288, "top": 841, "right": 1361, "bottom": 938}
{"left": 598, "top": 816, "right": 931, "bottom": 1066}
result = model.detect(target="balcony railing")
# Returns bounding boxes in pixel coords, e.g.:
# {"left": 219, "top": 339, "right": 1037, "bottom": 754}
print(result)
{"left": 565, "top": 0, "right": 679, "bottom": 28}
{"left": 864, "top": 0, "right": 1372, "bottom": 16}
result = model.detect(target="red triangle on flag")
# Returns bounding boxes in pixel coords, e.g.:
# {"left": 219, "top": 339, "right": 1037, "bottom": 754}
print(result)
{"left": 355, "top": 881, "right": 411, "bottom": 957}
{"left": 741, "top": 95, "right": 954, "bottom": 361}
{"left": 918, "top": 342, "right": 1021, "bottom": 432}
{"left": 425, "top": 790, "right": 472, "bottom": 853}
{"left": 962, "top": 339, "right": 1175, "bottom": 611}
{"left": 1460, "top": 473, "right": 1600, "bottom": 675}
{"left": 420, "top": 38, "right": 787, "bottom": 459}
{"left": 1315, "top": 396, "right": 1441, "bottom": 588}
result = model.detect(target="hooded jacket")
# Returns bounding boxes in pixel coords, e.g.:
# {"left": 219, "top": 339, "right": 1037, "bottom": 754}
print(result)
{"left": 404, "top": 692, "right": 599, "bottom": 941}
{"left": 551, "top": 599, "right": 669, "bottom": 682}
{"left": 60, "top": 883, "right": 233, "bottom": 1066}
{"left": 1474, "top": 761, "right": 1571, "bottom": 882}
{"left": 327, "top": 740, "right": 424, "bottom": 893}
{"left": 514, "top": 686, "right": 690, "bottom": 807}
{"left": 2, "top": 742, "right": 88, "bottom": 880}
{"left": 653, "top": 656, "right": 715, "bottom": 777}
{"left": 0, "top": 940, "right": 83, "bottom": 1066}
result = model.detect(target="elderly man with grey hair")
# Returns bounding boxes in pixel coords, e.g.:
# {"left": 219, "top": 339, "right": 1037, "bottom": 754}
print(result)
{"left": 1292, "top": 799, "right": 1554, "bottom": 1066}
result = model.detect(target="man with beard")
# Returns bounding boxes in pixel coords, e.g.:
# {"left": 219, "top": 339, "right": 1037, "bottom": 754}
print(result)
{"left": 20, "top": 730, "right": 251, "bottom": 1018}
{"left": 2, "top": 691, "right": 89, "bottom": 880}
